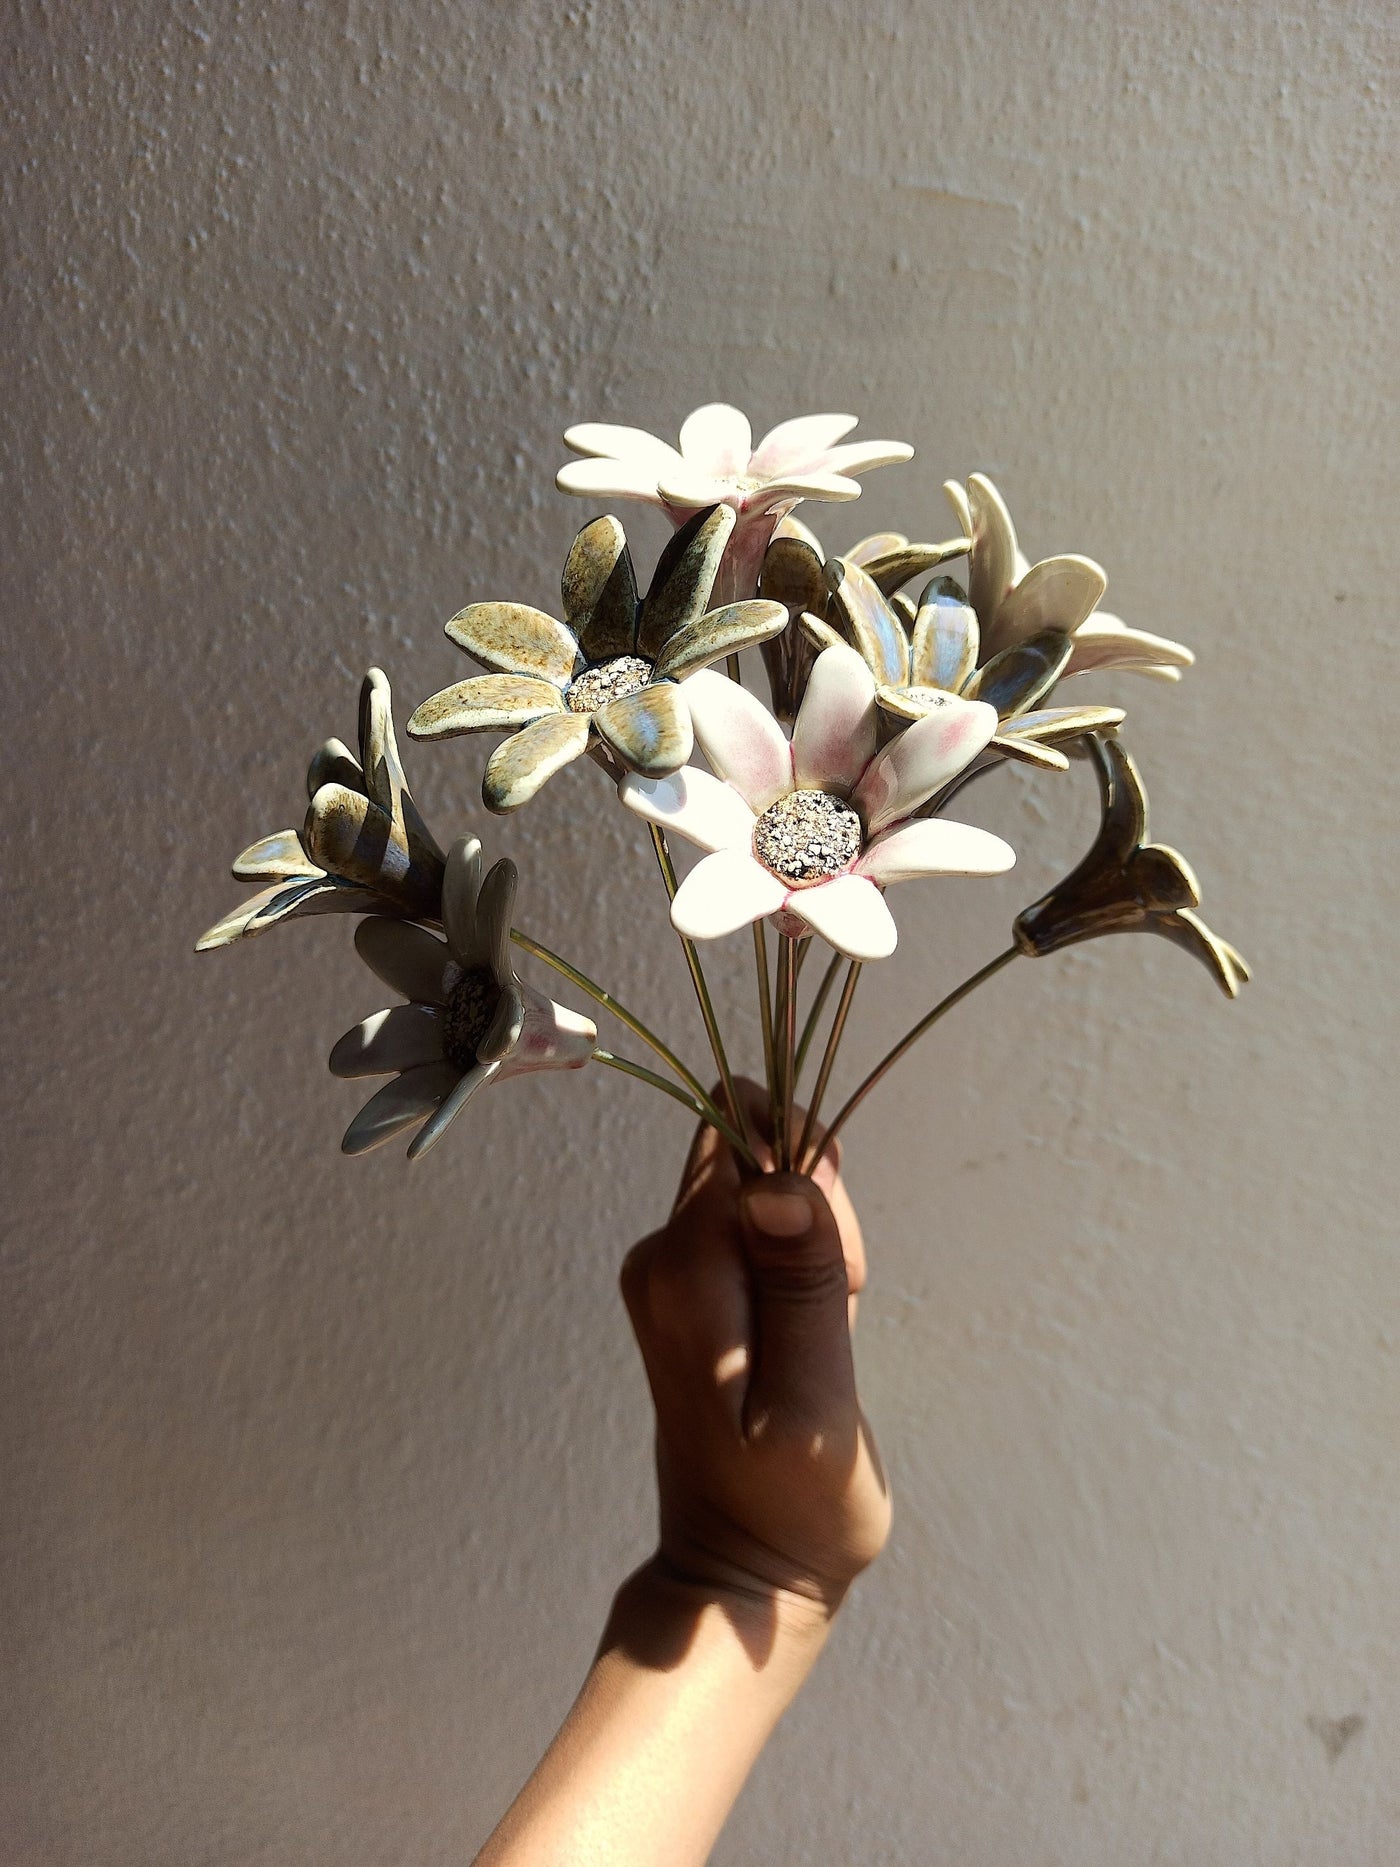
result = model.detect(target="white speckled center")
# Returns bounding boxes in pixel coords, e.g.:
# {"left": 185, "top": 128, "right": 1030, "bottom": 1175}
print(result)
{"left": 566, "top": 655, "right": 653, "bottom": 714}
{"left": 752, "top": 789, "right": 862, "bottom": 886}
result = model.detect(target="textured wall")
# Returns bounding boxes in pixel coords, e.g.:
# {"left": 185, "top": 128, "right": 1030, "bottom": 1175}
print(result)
{"left": 3, "top": 1, "right": 1397, "bottom": 1860}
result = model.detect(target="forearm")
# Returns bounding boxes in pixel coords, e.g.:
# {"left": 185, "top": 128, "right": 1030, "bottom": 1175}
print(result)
{"left": 473, "top": 1558, "right": 833, "bottom": 1867}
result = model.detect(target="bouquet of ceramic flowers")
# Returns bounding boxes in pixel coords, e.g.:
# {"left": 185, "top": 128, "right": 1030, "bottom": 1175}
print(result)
{"left": 199, "top": 404, "right": 1248, "bottom": 1169}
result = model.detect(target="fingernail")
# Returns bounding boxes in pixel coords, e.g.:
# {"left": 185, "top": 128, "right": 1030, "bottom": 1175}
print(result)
{"left": 743, "top": 1187, "right": 814, "bottom": 1238}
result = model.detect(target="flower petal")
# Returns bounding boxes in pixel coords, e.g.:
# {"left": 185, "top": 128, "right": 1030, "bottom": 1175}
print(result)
{"left": 358, "top": 667, "right": 406, "bottom": 822}
{"left": 501, "top": 978, "right": 598, "bottom": 1075}
{"left": 405, "top": 1061, "right": 501, "bottom": 1161}
{"left": 963, "top": 627, "right": 1073, "bottom": 718}
{"left": 684, "top": 668, "right": 793, "bottom": 812}
{"left": 655, "top": 464, "right": 738, "bottom": 509}
{"left": 653, "top": 599, "right": 788, "bottom": 681}
{"left": 556, "top": 457, "right": 670, "bottom": 504}
{"left": 758, "top": 472, "right": 863, "bottom": 502}
{"left": 306, "top": 736, "right": 362, "bottom": 801}
{"left": 445, "top": 603, "right": 581, "bottom": 685}
{"left": 329, "top": 1004, "right": 446, "bottom": 1078}
{"left": 194, "top": 877, "right": 364, "bottom": 951}
{"left": 670, "top": 848, "right": 788, "bottom": 940}
{"left": 594, "top": 682, "right": 694, "bottom": 775}
{"left": 441, "top": 834, "right": 485, "bottom": 966}
{"left": 477, "top": 982, "right": 525, "bottom": 1063}
{"left": 791, "top": 644, "right": 878, "bottom": 793}
{"left": 786, "top": 874, "right": 897, "bottom": 960}
{"left": 618, "top": 766, "right": 757, "bottom": 853}
{"left": 860, "top": 538, "right": 969, "bottom": 599}
{"left": 854, "top": 695, "right": 999, "bottom": 834}
{"left": 354, "top": 917, "right": 457, "bottom": 1006}
{"left": 637, "top": 504, "right": 736, "bottom": 659}
{"left": 816, "top": 439, "right": 914, "bottom": 477}
{"left": 562, "top": 422, "right": 685, "bottom": 469}
{"left": 911, "top": 576, "right": 979, "bottom": 691}
{"left": 482, "top": 712, "right": 591, "bottom": 812}
{"left": 966, "top": 473, "right": 1019, "bottom": 633}
{"left": 1063, "top": 615, "right": 1195, "bottom": 678}
{"left": 825, "top": 558, "right": 909, "bottom": 688}
{"left": 855, "top": 819, "right": 1015, "bottom": 884}
{"left": 847, "top": 531, "right": 909, "bottom": 566}
{"left": 748, "top": 413, "right": 858, "bottom": 477}
{"left": 988, "top": 554, "right": 1107, "bottom": 655}
{"left": 303, "top": 785, "right": 409, "bottom": 893}
{"left": 408, "top": 674, "right": 565, "bottom": 739}
{"left": 341, "top": 1061, "right": 461, "bottom": 1156}
{"left": 943, "top": 478, "right": 973, "bottom": 539}
{"left": 985, "top": 733, "right": 1070, "bottom": 771}
{"left": 562, "top": 514, "right": 639, "bottom": 661}
{"left": 1151, "top": 909, "right": 1250, "bottom": 999}
{"left": 232, "top": 830, "right": 320, "bottom": 882}
{"left": 476, "top": 857, "right": 519, "bottom": 988}
{"left": 998, "top": 703, "right": 1126, "bottom": 746}
{"left": 679, "top": 403, "right": 753, "bottom": 476}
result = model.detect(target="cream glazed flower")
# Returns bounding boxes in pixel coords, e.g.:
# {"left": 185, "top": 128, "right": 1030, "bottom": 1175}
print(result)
{"left": 331, "top": 837, "right": 596, "bottom": 1159}
{"left": 619, "top": 646, "right": 1015, "bottom": 962}
{"left": 558, "top": 404, "right": 913, "bottom": 605}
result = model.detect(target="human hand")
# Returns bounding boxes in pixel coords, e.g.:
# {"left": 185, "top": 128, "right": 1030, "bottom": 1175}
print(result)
{"left": 619, "top": 1079, "right": 891, "bottom": 1629}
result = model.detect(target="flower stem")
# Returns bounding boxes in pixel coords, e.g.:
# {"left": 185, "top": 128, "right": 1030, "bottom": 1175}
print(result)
{"left": 725, "top": 653, "right": 743, "bottom": 684}
{"left": 646, "top": 823, "right": 748, "bottom": 1144}
{"left": 776, "top": 932, "right": 799, "bottom": 1169}
{"left": 805, "top": 946, "right": 1022, "bottom": 1172}
{"left": 592, "top": 1049, "right": 757, "bottom": 1163}
{"left": 795, "top": 959, "right": 861, "bottom": 1167}
{"left": 793, "top": 950, "right": 844, "bottom": 1085}
{"left": 753, "top": 920, "right": 778, "bottom": 1140}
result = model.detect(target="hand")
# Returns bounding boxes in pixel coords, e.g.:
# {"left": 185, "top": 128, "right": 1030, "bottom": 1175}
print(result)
{"left": 619, "top": 1079, "right": 891, "bottom": 1630}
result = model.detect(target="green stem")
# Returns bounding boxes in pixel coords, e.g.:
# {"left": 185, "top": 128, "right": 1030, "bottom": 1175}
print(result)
{"left": 592, "top": 1050, "right": 756, "bottom": 1162}
{"left": 806, "top": 946, "right": 1022, "bottom": 1172}
{"left": 776, "top": 933, "right": 799, "bottom": 1169}
{"left": 753, "top": 921, "right": 778, "bottom": 1141}
{"left": 795, "top": 959, "right": 861, "bottom": 1168}
{"left": 725, "top": 652, "right": 743, "bottom": 684}
{"left": 793, "top": 950, "right": 844, "bottom": 1086}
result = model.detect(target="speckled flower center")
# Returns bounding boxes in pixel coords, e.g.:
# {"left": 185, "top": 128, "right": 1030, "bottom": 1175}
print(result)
{"left": 566, "top": 655, "right": 653, "bottom": 714}
{"left": 442, "top": 965, "right": 501, "bottom": 1071}
{"left": 752, "top": 789, "right": 862, "bottom": 886}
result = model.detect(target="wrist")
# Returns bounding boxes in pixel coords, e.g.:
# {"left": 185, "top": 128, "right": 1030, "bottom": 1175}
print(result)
{"left": 606, "top": 1554, "right": 836, "bottom": 1681}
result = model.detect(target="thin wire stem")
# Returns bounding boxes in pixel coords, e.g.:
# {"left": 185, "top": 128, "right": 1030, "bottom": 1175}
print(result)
{"left": 726, "top": 652, "right": 743, "bottom": 684}
{"left": 795, "top": 959, "right": 862, "bottom": 1167}
{"left": 806, "top": 946, "right": 1022, "bottom": 1172}
{"left": 776, "top": 933, "right": 799, "bottom": 1169}
{"left": 646, "top": 823, "right": 748, "bottom": 1144}
{"left": 592, "top": 1050, "right": 757, "bottom": 1162}
{"left": 752, "top": 921, "right": 778, "bottom": 1141}
{"left": 793, "top": 950, "right": 844, "bottom": 1086}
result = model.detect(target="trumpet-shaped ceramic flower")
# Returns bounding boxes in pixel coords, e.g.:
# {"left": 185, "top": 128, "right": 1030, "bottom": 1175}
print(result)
{"left": 558, "top": 404, "right": 914, "bottom": 605}
{"left": 1013, "top": 734, "right": 1250, "bottom": 997}
{"left": 944, "top": 473, "right": 1195, "bottom": 681}
{"left": 407, "top": 506, "right": 786, "bottom": 812}
{"left": 332, "top": 837, "right": 598, "bottom": 1158}
{"left": 196, "top": 668, "right": 445, "bottom": 951}
{"left": 619, "top": 645, "right": 1015, "bottom": 961}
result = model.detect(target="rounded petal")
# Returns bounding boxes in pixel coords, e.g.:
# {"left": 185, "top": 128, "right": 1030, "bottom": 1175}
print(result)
{"left": 306, "top": 736, "right": 362, "bottom": 801}
{"left": 684, "top": 668, "right": 793, "bottom": 812}
{"left": 405, "top": 1061, "right": 501, "bottom": 1161}
{"left": 678, "top": 403, "right": 753, "bottom": 476}
{"left": 354, "top": 917, "right": 456, "bottom": 1007}
{"left": 826, "top": 558, "right": 909, "bottom": 688}
{"left": 500, "top": 978, "right": 598, "bottom": 1075}
{"left": 854, "top": 696, "right": 999, "bottom": 835}
{"left": 636, "top": 504, "right": 736, "bottom": 659}
{"left": 232, "top": 830, "right": 320, "bottom": 883}
{"left": 475, "top": 857, "right": 519, "bottom": 988}
{"left": 594, "top": 682, "right": 694, "bottom": 776}
{"left": 815, "top": 439, "right": 914, "bottom": 477}
{"left": 963, "top": 628, "right": 1073, "bottom": 718}
{"left": 341, "top": 1061, "right": 460, "bottom": 1155}
{"left": 556, "top": 457, "right": 669, "bottom": 504}
{"left": 618, "top": 766, "right": 756, "bottom": 854}
{"left": 757, "top": 472, "right": 863, "bottom": 503}
{"left": 988, "top": 554, "right": 1107, "bottom": 655}
{"left": 408, "top": 674, "right": 564, "bottom": 740}
{"left": 329, "top": 1004, "right": 446, "bottom": 1078}
{"left": 855, "top": 819, "right": 1016, "bottom": 884}
{"left": 670, "top": 848, "right": 788, "bottom": 940}
{"left": 791, "top": 644, "right": 878, "bottom": 793}
{"left": 441, "top": 834, "right": 484, "bottom": 965}
{"left": 748, "top": 413, "right": 858, "bottom": 477}
{"left": 444, "top": 603, "right": 580, "bottom": 686}
{"left": 653, "top": 599, "right": 788, "bottom": 682}
{"left": 482, "top": 713, "right": 591, "bottom": 812}
{"left": 911, "top": 577, "right": 979, "bottom": 691}
{"left": 562, "top": 514, "right": 639, "bottom": 660}
{"left": 656, "top": 463, "right": 739, "bottom": 509}
{"left": 786, "top": 874, "right": 897, "bottom": 960}
{"left": 1063, "top": 614, "right": 1195, "bottom": 678}
{"left": 966, "top": 473, "right": 1019, "bottom": 632}
{"left": 562, "top": 422, "right": 685, "bottom": 469}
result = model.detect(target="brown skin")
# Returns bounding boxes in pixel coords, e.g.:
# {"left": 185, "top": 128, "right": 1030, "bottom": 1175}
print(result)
{"left": 475, "top": 1081, "right": 890, "bottom": 1866}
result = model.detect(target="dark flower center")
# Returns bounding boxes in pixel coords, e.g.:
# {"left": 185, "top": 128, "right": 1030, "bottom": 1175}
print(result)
{"left": 752, "top": 789, "right": 862, "bottom": 886}
{"left": 442, "top": 965, "right": 501, "bottom": 1071}
{"left": 567, "top": 655, "right": 653, "bottom": 714}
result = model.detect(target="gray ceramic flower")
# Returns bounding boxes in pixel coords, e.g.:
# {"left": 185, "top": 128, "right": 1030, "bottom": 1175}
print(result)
{"left": 407, "top": 505, "right": 786, "bottom": 812}
{"left": 332, "top": 837, "right": 598, "bottom": 1158}
{"left": 1013, "top": 734, "right": 1250, "bottom": 997}
{"left": 196, "top": 668, "right": 445, "bottom": 951}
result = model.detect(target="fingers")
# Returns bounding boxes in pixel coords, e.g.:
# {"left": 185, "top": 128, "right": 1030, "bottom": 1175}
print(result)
{"left": 737, "top": 1174, "right": 856, "bottom": 1441}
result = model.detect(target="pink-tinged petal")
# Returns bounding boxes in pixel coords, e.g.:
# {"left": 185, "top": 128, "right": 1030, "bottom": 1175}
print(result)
{"left": 756, "top": 471, "right": 863, "bottom": 502}
{"left": 679, "top": 403, "right": 753, "bottom": 476}
{"left": 683, "top": 668, "right": 793, "bottom": 812}
{"left": 813, "top": 439, "right": 914, "bottom": 476}
{"left": 405, "top": 1060, "right": 502, "bottom": 1160}
{"left": 500, "top": 979, "right": 598, "bottom": 1075}
{"left": 341, "top": 1061, "right": 461, "bottom": 1156}
{"left": 855, "top": 819, "right": 1016, "bottom": 884}
{"left": 791, "top": 644, "right": 878, "bottom": 793}
{"left": 562, "top": 422, "right": 685, "bottom": 469}
{"left": 747, "top": 413, "right": 858, "bottom": 477}
{"left": 787, "top": 874, "right": 898, "bottom": 960}
{"left": 656, "top": 463, "right": 739, "bottom": 508}
{"left": 1063, "top": 614, "right": 1195, "bottom": 678}
{"left": 329, "top": 1004, "right": 446, "bottom": 1078}
{"left": 556, "top": 458, "right": 670, "bottom": 503}
{"left": 987, "top": 554, "right": 1107, "bottom": 655}
{"left": 619, "top": 767, "right": 756, "bottom": 853}
{"left": 670, "top": 848, "right": 788, "bottom": 941}
{"left": 854, "top": 696, "right": 999, "bottom": 834}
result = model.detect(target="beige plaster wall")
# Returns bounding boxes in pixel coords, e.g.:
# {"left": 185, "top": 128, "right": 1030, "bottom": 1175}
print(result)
{"left": 3, "top": 1, "right": 1397, "bottom": 1860}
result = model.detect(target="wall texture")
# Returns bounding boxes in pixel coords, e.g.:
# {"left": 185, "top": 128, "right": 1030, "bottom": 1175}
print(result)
{"left": 3, "top": 1, "right": 1397, "bottom": 1860}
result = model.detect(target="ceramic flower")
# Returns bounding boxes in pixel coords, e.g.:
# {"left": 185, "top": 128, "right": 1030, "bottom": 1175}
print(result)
{"left": 1014, "top": 734, "right": 1250, "bottom": 997}
{"left": 196, "top": 668, "right": 445, "bottom": 951}
{"left": 558, "top": 404, "right": 913, "bottom": 605}
{"left": 944, "top": 473, "right": 1195, "bottom": 681}
{"left": 619, "top": 645, "right": 1015, "bottom": 962}
{"left": 407, "top": 506, "right": 786, "bottom": 812}
{"left": 332, "top": 837, "right": 598, "bottom": 1158}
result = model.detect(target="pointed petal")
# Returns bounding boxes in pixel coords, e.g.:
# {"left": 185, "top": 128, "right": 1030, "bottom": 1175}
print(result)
{"left": 986, "top": 734, "right": 1070, "bottom": 771}
{"left": 670, "top": 848, "right": 788, "bottom": 940}
{"left": 861, "top": 538, "right": 970, "bottom": 598}
{"left": 562, "top": 514, "right": 639, "bottom": 660}
{"left": 636, "top": 505, "right": 736, "bottom": 659}
{"left": 855, "top": 819, "right": 1015, "bottom": 884}
{"left": 1134, "top": 842, "right": 1201, "bottom": 913}
{"left": 759, "top": 535, "right": 828, "bottom": 619}
{"left": 799, "top": 611, "right": 847, "bottom": 655}
{"left": 482, "top": 712, "right": 591, "bottom": 812}
{"left": 854, "top": 696, "right": 999, "bottom": 834}
{"left": 1151, "top": 909, "right": 1249, "bottom": 999}
{"left": 654, "top": 599, "right": 788, "bottom": 681}
{"left": 1064, "top": 615, "right": 1195, "bottom": 678}
{"left": 477, "top": 982, "right": 525, "bottom": 1063}
{"left": 826, "top": 558, "right": 909, "bottom": 687}
{"left": 405, "top": 1062, "right": 501, "bottom": 1161}
{"left": 684, "top": 668, "right": 793, "bottom": 812}
{"left": 679, "top": 403, "right": 753, "bottom": 476}
{"left": 441, "top": 834, "right": 484, "bottom": 966}
{"left": 594, "top": 681, "right": 694, "bottom": 775}
{"left": 618, "top": 766, "right": 756, "bottom": 853}
{"left": 792, "top": 644, "right": 878, "bottom": 793}
{"left": 444, "top": 602, "right": 580, "bottom": 686}
{"left": 329, "top": 1004, "right": 446, "bottom": 1078}
{"left": 964, "top": 627, "right": 1073, "bottom": 718}
{"left": 307, "top": 736, "right": 362, "bottom": 800}
{"left": 758, "top": 472, "right": 862, "bottom": 503}
{"left": 816, "top": 439, "right": 914, "bottom": 476}
{"left": 232, "top": 830, "right": 319, "bottom": 882}
{"left": 354, "top": 917, "right": 457, "bottom": 1007}
{"left": 787, "top": 874, "right": 897, "bottom": 960}
{"left": 1087, "top": 733, "right": 1150, "bottom": 860}
{"left": 556, "top": 457, "right": 670, "bottom": 503}
{"left": 501, "top": 978, "right": 598, "bottom": 1075}
{"left": 562, "top": 422, "right": 684, "bottom": 469}
{"left": 943, "top": 479, "right": 973, "bottom": 538}
{"left": 847, "top": 531, "right": 909, "bottom": 566}
{"left": 476, "top": 857, "right": 518, "bottom": 988}
{"left": 998, "top": 703, "right": 1126, "bottom": 745}
{"left": 911, "top": 576, "right": 979, "bottom": 690}
{"left": 195, "top": 878, "right": 354, "bottom": 951}
{"left": 408, "top": 674, "right": 564, "bottom": 739}
{"left": 341, "top": 1061, "right": 460, "bottom": 1155}
{"left": 966, "top": 473, "right": 1019, "bottom": 634}
{"left": 989, "top": 554, "right": 1107, "bottom": 654}
{"left": 358, "top": 667, "right": 405, "bottom": 822}
{"left": 748, "top": 413, "right": 858, "bottom": 477}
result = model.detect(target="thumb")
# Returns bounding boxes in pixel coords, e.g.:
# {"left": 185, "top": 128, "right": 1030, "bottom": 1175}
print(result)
{"left": 738, "top": 1174, "right": 855, "bottom": 1437}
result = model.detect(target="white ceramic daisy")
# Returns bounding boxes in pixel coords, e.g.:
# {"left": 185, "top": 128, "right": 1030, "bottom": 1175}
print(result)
{"left": 331, "top": 836, "right": 596, "bottom": 1159}
{"left": 558, "top": 403, "right": 913, "bottom": 604}
{"left": 619, "top": 646, "right": 1015, "bottom": 962}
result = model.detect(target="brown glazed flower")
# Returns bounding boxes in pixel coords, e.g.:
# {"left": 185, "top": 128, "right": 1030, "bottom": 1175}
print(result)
{"left": 1013, "top": 734, "right": 1250, "bottom": 997}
